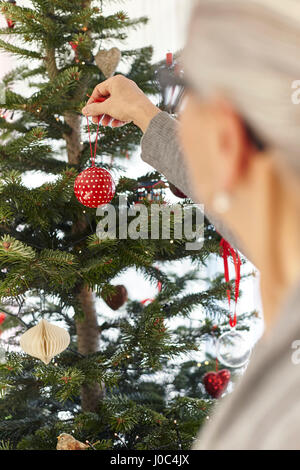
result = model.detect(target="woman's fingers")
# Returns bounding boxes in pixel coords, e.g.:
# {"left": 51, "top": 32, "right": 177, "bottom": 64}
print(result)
{"left": 92, "top": 114, "right": 103, "bottom": 124}
{"left": 82, "top": 76, "right": 149, "bottom": 127}
{"left": 89, "top": 114, "right": 126, "bottom": 127}
{"left": 111, "top": 119, "right": 128, "bottom": 127}
{"left": 82, "top": 101, "right": 107, "bottom": 116}
{"left": 88, "top": 80, "right": 111, "bottom": 104}
{"left": 101, "top": 114, "right": 112, "bottom": 126}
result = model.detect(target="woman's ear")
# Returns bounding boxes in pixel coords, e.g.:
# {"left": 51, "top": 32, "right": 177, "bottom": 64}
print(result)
{"left": 212, "top": 97, "right": 253, "bottom": 193}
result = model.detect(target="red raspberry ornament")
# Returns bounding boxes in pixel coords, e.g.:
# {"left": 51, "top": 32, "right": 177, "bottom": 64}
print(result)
{"left": 203, "top": 369, "right": 230, "bottom": 398}
{"left": 0, "top": 312, "right": 5, "bottom": 325}
{"left": 74, "top": 167, "right": 115, "bottom": 208}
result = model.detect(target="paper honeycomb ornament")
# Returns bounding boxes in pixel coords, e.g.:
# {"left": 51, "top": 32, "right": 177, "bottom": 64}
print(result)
{"left": 74, "top": 167, "right": 115, "bottom": 208}
{"left": 20, "top": 319, "right": 70, "bottom": 364}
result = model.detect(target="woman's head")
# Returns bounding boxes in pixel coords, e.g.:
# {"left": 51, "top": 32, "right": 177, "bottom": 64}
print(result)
{"left": 180, "top": 0, "right": 300, "bottom": 171}
{"left": 179, "top": 0, "right": 300, "bottom": 266}
{"left": 178, "top": 0, "right": 300, "bottom": 322}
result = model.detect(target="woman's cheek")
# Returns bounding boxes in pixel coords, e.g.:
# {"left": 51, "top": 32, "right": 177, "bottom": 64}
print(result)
{"left": 178, "top": 106, "right": 214, "bottom": 202}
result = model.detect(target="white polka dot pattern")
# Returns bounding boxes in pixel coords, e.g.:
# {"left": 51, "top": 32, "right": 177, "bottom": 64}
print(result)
{"left": 74, "top": 167, "right": 116, "bottom": 208}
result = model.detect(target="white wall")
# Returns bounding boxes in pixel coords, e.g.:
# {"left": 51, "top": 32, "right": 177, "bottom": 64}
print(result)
{"left": 102, "top": 0, "right": 194, "bottom": 62}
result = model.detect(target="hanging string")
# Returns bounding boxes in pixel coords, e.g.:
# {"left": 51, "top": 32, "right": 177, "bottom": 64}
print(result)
{"left": 86, "top": 116, "right": 100, "bottom": 167}
{"left": 219, "top": 238, "right": 241, "bottom": 328}
{"left": 85, "top": 95, "right": 106, "bottom": 167}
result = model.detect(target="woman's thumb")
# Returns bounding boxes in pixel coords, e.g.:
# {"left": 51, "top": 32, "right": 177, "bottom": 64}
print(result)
{"left": 82, "top": 102, "right": 106, "bottom": 117}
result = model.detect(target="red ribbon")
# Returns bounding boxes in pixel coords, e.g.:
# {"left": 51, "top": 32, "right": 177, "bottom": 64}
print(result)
{"left": 166, "top": 52, "right": 173, "bottom": 66}
{"left": 140, "top": 269, "right": 162, "bottom": 305}
{"left": 141, "top": 298, "right": 154, "bottom": 305}
{"left": 166, "top": 52, "right": 175, "bottom": 109}
{"left": 219, "top": 238, "right": 241, "bottom": 328}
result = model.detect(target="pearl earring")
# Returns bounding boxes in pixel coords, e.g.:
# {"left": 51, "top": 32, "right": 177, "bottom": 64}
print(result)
{"left": 212, "top": 191, "right": 231, "bottom": 214}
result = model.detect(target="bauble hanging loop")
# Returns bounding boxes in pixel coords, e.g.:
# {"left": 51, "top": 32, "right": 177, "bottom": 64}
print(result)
{"left": 20, "top": 319, "right": 70, "bottom": 364}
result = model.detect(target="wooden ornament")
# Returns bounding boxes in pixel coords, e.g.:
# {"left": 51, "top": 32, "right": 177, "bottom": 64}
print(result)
{"left": 103, "top": 285, "right": 128, "bottom": 310}
{"left": 95, "top": 47, "right": 121, "bottom": 78}
{"left": 20, "top": 319, "right": 70, "bottom": 364}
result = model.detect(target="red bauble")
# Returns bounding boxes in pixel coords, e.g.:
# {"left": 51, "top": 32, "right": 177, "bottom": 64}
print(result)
{"left": 74, "top": 167, "right": 115, "bottom": 208}
{"left": 168, "top": 182, "right": 187, "bottom": 199}
{"left": 0, "top": 312, "right": 5, "bottom": 325}
{"left": 103, "top": 285, "right": 128, "bottom": 310}
{"left": 203, "top": 369, "right": 230, "bottom": 398}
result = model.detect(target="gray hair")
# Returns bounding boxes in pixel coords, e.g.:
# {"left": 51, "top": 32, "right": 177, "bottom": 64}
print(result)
{"left": 182, "top": 0, "right": 300, "bottom": 174}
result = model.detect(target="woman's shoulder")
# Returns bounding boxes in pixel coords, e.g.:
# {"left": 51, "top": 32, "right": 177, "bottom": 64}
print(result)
{"left": 193, "top": 277, "right": 300, "bottom": 450}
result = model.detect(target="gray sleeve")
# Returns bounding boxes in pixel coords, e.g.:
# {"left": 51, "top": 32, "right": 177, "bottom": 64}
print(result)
{"left": 141, "top": 111, "right": 246, "bottom": 256}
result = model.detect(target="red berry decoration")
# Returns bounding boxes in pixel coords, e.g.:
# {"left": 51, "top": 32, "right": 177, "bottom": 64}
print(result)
{"left": 203, "top": 369, "right": 231, "bottom": 398}
{"left": 0, "top": 312, "right": 6, "bottom": 325}
{"left": 3, "top": 0, "right": 16, "bottom": 29}
{"left": 102, "top": 285, "right": 128, "bottom": 310}
{"left": 74, "top": 167, "right": 115, "bottom": 208}
{"left": 168, "top": 182, "right": 187, "bottom": 199}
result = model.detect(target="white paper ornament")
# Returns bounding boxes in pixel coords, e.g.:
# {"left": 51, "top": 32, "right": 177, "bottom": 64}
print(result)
{"left": 216, "top": 329, "right": 252, "bottom": 368}
{"left": 95, "top": 47, "right": 121, "bottom": 78}
{"left": 20, "top": 319, "right": 70, "bottom": 364}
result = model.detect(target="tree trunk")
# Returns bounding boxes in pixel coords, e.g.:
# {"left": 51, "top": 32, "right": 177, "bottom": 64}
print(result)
{"left": 44, "top": 38, "right": 102, "bottom": 412}
{"left": 76, "top": 286, "right": 103, "bottom": 412}
{"left": 65, "top": 113, "right": 103, "bottom": 413}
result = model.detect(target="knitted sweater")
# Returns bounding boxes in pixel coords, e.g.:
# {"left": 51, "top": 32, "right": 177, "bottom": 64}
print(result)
{"left": 141, "top": 111, "right": 300, "bottom": 449}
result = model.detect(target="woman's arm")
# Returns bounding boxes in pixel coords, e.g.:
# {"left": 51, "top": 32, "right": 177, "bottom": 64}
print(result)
{"left": 141, "top": 111, "right": 244, "bottom": 254}
{"left": 82, "top": 76, "right": 245, "bottom": 254}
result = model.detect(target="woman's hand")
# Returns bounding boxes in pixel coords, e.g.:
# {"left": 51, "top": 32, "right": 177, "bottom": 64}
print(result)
{"left": 82, "top": 75, "right": 161, "bottom": 132}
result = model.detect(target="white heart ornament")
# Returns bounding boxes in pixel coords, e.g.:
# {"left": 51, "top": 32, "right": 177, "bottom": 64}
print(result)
{"left": 20, "top": 319, "right": 70, "bottom": 364}
{"left": 95, "top": 47, "right": 121, "bottom": 78}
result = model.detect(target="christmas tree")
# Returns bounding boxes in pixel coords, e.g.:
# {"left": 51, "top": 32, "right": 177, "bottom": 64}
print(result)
{"left": 0, "top": 0, "right": 255, "bottom": 450}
